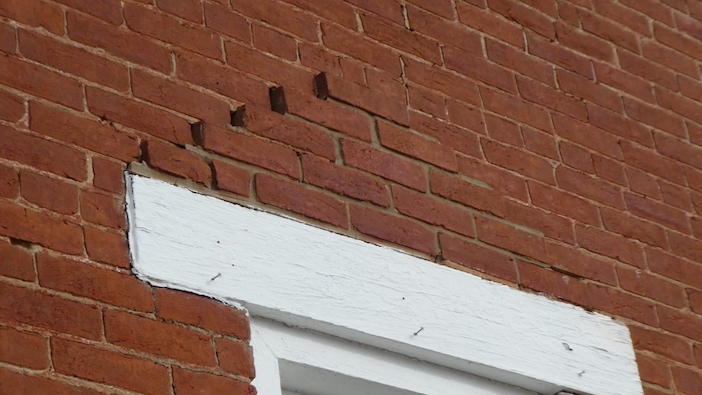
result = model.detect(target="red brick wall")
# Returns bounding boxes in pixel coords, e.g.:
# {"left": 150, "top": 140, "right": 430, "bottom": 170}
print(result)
{"left": 1, "top": 0, "right": 702, "bottom": 394}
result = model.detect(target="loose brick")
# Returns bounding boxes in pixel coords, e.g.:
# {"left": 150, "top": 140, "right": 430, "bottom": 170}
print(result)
{"left": 378, "top": 120, "right": 457, "bottom": 171}
{"left": 0, "top": 239, "right": 34, "bottom": 281}
{"left": 407, "top": 5, "right": 482, "bottom": 55}
{"left": 411, "top": 111, "right": 482, "bottom": 157}
{"left": 636, "top": 353, "right": 672, "bottom": 388}
{"left": 0, "top": 327, "right": 47, "bottom": 369}
{"left": 526, "top": 32, "right": 594, "bottom": 79}
{"left": 0, "top": 0, "right": 63, "bottom": 35}
{"left": 430, "top": 171, "right": 507, "bottom": 217}
{"left": 52, "top": 338, "right": 171, "bottom": 395}
{"left": 0, "top": 369, "right": 102, "bottom": 395}
{"left": 0, "top": 281, "right": 102, "bottom": 340}
{"left": 256, "top": 173, "right": 348, "bottom": 228}
{"left": 212, "top": 160, "right": 250, "bottom": 197}
{"left": 216, "top": 338, "right": 255, "bottom": 379}
{"left": 556, "top": 166, "right": 624, "bottom": 209}
{"left": 92, "top": 156, "right": 125, "bottom": 195}
{"left": 19, "top": 29, "right": 129, "bottom": 92}
{"left": 0, "top": 89, "right": 24, "bottom": 122}
{"left": 350, "top": 205, "right": 435, "bottom": 255}
{"left": 232, "top": 0, "right": 318, "bottom": 40}
{"left": 54, "top": 0, "right": 123, "bottom": 25}
{"left": 84, "top": 226, "right": 130, "bottom": 268}
{"left": 20, "top": 171, "right": 79, "bottom": 215}
{"left": 488, "top": 0, "right": 556, "bottom": 39}
{"left": 487, "top": 38, "right": 555, "bottom": 88}
{"left": 483, "top": 139, "right": 556, "bottom": 185}
{"left": 0, "top": 161, "right": 19, "bottom": 198}
{"left": 154, "top": 288, "right": 250, "bottom": 340}
{"left": 505, "top": 200, "right": 575, "bottom": 243}
{"left": 630, "top": 326, "right": 695, "bottom": 365}
{"left": 456, "top": 1, "right": 525, "bottom": 49}
{"left": 480, "top": 86, "right": 552, "bottom": 131}
{"left": 81, "top": 191, "right": 126, "bottom": 230}
{"left": 476, "top": 216, "right": 547, "bottom": 262}
{"left": 393, "top": 185, "right": 475, "bottom": 237}
{"left": 322, "top": 22, "right": 401, "bottom": 76}
{"left": 342, "top": 139, "right": 427, "bottom": 191}
{"left": 457, "top": 156, "right": 529, "bottom": 201}
{"left": 105, "top": 310, "right": 215, "bottom": 366}
{"left": 444, "top": 46, "right": 518, "bottom": 94}
{"left": 173, "top": 367, "right": 256, "bottom": 395}
{"left": 156, "top": 0, "right": 202, "bottom": 23}
{"left": 544, "top": 241, "right": 617, "bottom": 285}
{"left": 618, "top": 267, "right": 686, "bottom": 307}
{"left": 439, "top": 233, "right": 518, "bottom": 283}
{"left": 87, "top": 88, "right": 193, "bottom": 146}
{"left": 575, "top": 225, "right": 645, "bottom": 268}
{"left": 601, "top": 207, "right": 668, "bottom": 249}
{"left": 143, "top": 140, "right": 211, "bottom": 186}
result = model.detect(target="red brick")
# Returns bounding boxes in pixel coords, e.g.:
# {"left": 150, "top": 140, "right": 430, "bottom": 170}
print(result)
{"left": 691, "top": 289, "right": 702, "bottom": 315}
{"left": 216, "top": 338, "right": 255, "bottom": 379}
{"left": 625, "top": 192, "right": 691, "bottom": 234}
{"left": 439, "top": 233, "right": 518, "bottom": 283}
{"left": 526, "top": 32, "right": 594, "bottom": 79}
{"left": 636, "top": 353, "right": 672, "bottom": 388}
{"left": 0, "top": 89, "right": 24, "bottom": 122}
{"left": 0, "top": 369, "right": 102, "bottom": 395}
{"left": 669, "top": 231, "right": 702, "bottom": 263}
{"left": 92, "top": 156, "right": 125, "bottom": 195}
{"left": 244, "top": 107, "right": 336, "bottom": 161}
{"left": 322, "top": 22, "right": 401, "bottom": 76}
{"left": 690, "top": 122, "right": 702, "bottom": 147}
{"left": 523, "top": 0, "right": 559, "bottom": 16}
{"left": 84, "top": 226, "right": 130, "bottom": 269}
{"left": 132, "top": 69, "right": 231, "bottom": 126}
{"left": 522, "top": 127, "right": 559, "bottom": 159}
{"left": 456, "top": 2, "right": 525, "bottom": 49}
{"left": 530, "top": 182, "right": 601, "bottom": 226}
{"left": 689, "top": 166, "right": 702, "bottom": 193}
{"left": 618, "top": 267, "right": 687, "bottom": 307}
{"left": 362, "top": 12, "right": 440, "bottom": 63}
{"left": 601, "top": 207, "right": 668, "bottom": 249}
{"left": 409, "top": 84, "right": 446, "bottom": 119}
{"left": 212, "top": 160, "right": 250, "bottom": 197}
{"left": 457, "top": 156, "right": 529, "bottom": 201}
{"left": 365, "top": 68, "right": 406, "bottom": 103}
{"left": 407, "top": 0, "right": 455, "bottom": 19}
{"left": 505, "top": 200, "right": 575, "bottom": 243}
{"left": 485, "top": 114, "right": 522, "bottom": 147}
{"left": 0, "top": 22, "right": 14, "bottom": 54}
{"left": 655, "top": 24, "right": 702, "bottom": 64}
{"left": 55, "top": 0, "right": 122, "bottom": 25}
{"left": 347, "top": 0, "right": 405, "bottom": 24}
{"left": 0, "top": 327, "right": 46, "bottom": 369}
{"left": 544, "top": 241, "right": 617, "bottom": 285}
{"left": 252, "top": 23, "right": 297, "bottom": 60}
{"left": 488, "top": 0, "right": 555, "bottom": 39}
{"left": 410, "top": 113, "right": 481, "bottom": 159}
{"left": 557, "top": 0, "right": 579, "bottom": 25}
{"left": 575, "top": 225, "right": 645, "bottom": 268}
{"left": 557, "top": 21, "right": 616, "bottom": 63}
{"left": 67, "top": 11, "right": 172, "bottom": 74}
{"left": 0, "top": 239, "right": 34, "bottom": 281}
{"left": 618, "top": 48, "right": 679, "bottom": 92}
{"left": 642, "top": 40, "right": 700, "bottom": 79}
{"left": 406, "top": 5, "right": 482, "bottom": 56}
{"left": 53, "top": 338, "right": 171, "bottom": 395}
{"left": 286, "top": 88, "right": 372, "bottom": 142}
{"left": 156, "top": 0, "right": 202, "bottom": 23}
{"left": 630, "top": 326, "right": 695, "bottom": 365}
{"left": 672, "top": 366, "right": 702, "bottom": 395}
{"left": 556, "top": 166, "right": 624, "bottom": 209}
{"left": 204, "top": 2, "right": 250, "bottom": 42}
{"left": 180, "top": 59, "right": 268, "bottom": 110}
{"left": 477, "top": 216, "right": 548, "bottom": 262}
{"left": 659, "top": 181, "right": 693, "bottom": 212}
{"left": 232, "top": 0, "right": 317, "bottom": 40}
{"left": 578, "top": 8, "right": 640, "bottom": 53}
{"left": 518, "top": 76, "right": 588, "bottom": 121}
{"left": 676, "top": 13, "right": 702, "bottom": 42}
{"left": 342, "top": 139, "right": 427, "bottom": 192}
{"left": 38, "top": 253, "right": 153, "bottom": 312}
{"left": 0, "top": 200, "right": 84, "bottom": 255}
{"left": 482, "top": 139, "right": 556, "bottom": 184}
{"left": 378, "top": 120, "right": 457, "bottom": 171}
{"left": 225, "top": 41, "right": 313, "bottom": 92}
{"left": 124, "top": 3, "right": 221, "bottom": 59}
{"left": 299, "top": 43, "right": 344, "bottom": 76}
{"left": 626, "top": 168, "right": 661, "bottom": 200}
{"left": 256, "top": 174, "right": 348, "bottom": 228}
{"left": 0, "top": 281, "right": 102, "bottom": 340}
{"left": 0, "top": 55, "right": 83, "bottom": 111}
{"left": 198, "top": 124, "right": 299, "bottom": 179}
{"left": 430, "top": 171, "right": 507, "bottom": 217}
{"left": 487, "top": 38, "right": 555, "bottom": 88}
{"left": 587, "top": 103, "right": 654, "bottom": 147}
{"left": 143, "top": 140, "right": 211, "bottom": 186}
{"left": 0, "top": 0, "right": 63, "bottom": 35}
{"left": 393, "top": 185, "right": 475, "bottom": 237}
{"left": 173, "top": 367, "right": 255, "bottom": 395}
{"left": 444, "top": 46, "right": 517, "bottom": 94}
{"left": 154, "top": 288, "right": 250, "bottom": 340}
{"left": 581, "top": 64, "right": 649, "bottom": 109}
{"left": 591, "top": 0, "right": 651, "bottom": 36}
{"left": 282, "top": 0, "right": 357, "bottom": 29}
{"left": 19, "top": 29, "right": 128, "bottom": 92}
{"left": 20, "top": 171, "right": 79, "bottom": 215}
{"left": 81, "top": 190, "right": 126, "bottom": 230}
{"left": 655, "top": 87, "right": 702, "bottom": 129}
{"left": 622, "top": 0, "right": 675, "bottom": 26}
{"left": 481, "top": 86, "right": 552, "bottom": 131}
{"left": 659, "top": 307, "right": 702, "bottom": 344}
{"left": 87, "top": 88, "right": 193, "bottom": 147}
{"left": 621, "top": 140, "right": 686, "bottom": 185}
{"left": 350, "top": 205, "right": 436, "bottom": 255}
{"left": 105, "top": 310, "right": 215, "bottom": 366}
{"left": 447, "top": 100, "right": 486, "bottom": 134}
{"left": 559, "top": 141, "right": 594, "bottom": 174}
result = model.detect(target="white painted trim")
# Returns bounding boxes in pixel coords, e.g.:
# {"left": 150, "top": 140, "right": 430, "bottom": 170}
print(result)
{"left": 126, "top": 174, "right": 643, "bottom": 395}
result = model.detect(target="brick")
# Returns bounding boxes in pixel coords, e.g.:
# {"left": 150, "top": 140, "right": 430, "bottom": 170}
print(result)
{"left": 156, "top": 0, "right": 202, "bottom": 23}
{"left": 457, "top": 156, "right": 529, "bottom": 201}
{"left": 409, "top": 84, "right": 446, "bottom": 119}
{"left": 363, "top": 68, "right": 407, "bottom": 104}
{"left": 226, "top": 42, "right": 313, "bottom": 93}
{"left": 154, "top": 288, "right": 250, "bottom": 340}
{"left": 0, "top": 281, "right": 101, "bottom": 340}
{"left": 53, "top": 338, "right": 170, "bottom": 395}
{"left": 480, "top": 86, "right": 552, "bottom": 131}
{"left": 482, "top": 139, "right": 556, "bottom": 184}
{"left": 564, "top": 65, "right": 635, "bottom": 111}
{"left": 0, "top": 89, "right": 24, "bottom": 122}
{"left": 456, "top": 2, "right": 525, "bottom": 49}
{"left": 342, "top": 139, "right": 426, "bottom": 192}
{"left": 406, "top": 5, "right": 482, "bottom": 56}
{"left": 20, "top": 171, "right": 79, "bottom": 215}
{"left": 556, "top": 21, "right": 616, "bottom": 64}
{"left": 636, "top": 353, "right": 672, "bottom": 388}
{"left": 393, "top": 185, "right": 475, "bottom": 237}
{"left": 485, "top": 114, "right": 522, "bottom": 147}
{"left": 92, "top": 157, "right": 125, "bottom": 195}
{"left": 0, "top": 200, "right": 83, "bottom": 255}
{"left": 322, "top": 23, "right": 401, "bottom": 76}
{"left": 0, "top": 55, "right": 83, "bottom": 111}
{"left": 621, "top": 0, "right": 675, "bottom": 26}
{"left": 67, "top": 11, "right": 171, "bottom": 74}
{"left": 244, "top": 107, "right": 336, "bottom": 161}
{"left": 173, "top": 368, "right": 255, "bottom": 395}
{"left": 0, "top": 327, "right": 46, "bottom": 369}
{"left": 544, "top": 241, "right": 617, "bottom": 285}
{"left": 362, "top": 12, "right": 441, "bottom": 64}
{"left": 518, "top": 76, "right": 588, "bottom": 121}
{"left": 522, "top": 126, "right": 559, "bottom": 159}
{"left": 84, "top": 226, "right": 130, "bottom": 268}
{"left": 87, "top": 88, "right": 193, "bottom": 146}
{"left": 488, "top": 0, "right": 555, "bottom": 39}
{"left": 204, "top": 2, "right": 250, "bottom": 42}
{"left": 232, "top": 0, "right": 317, "bottom": 40}
{"left": 625, "top": 192, "right": 691, "bottom": 234}
{"left": 253, "top": 23, "right": 297, "bottom": 61}
{"left": 282, "top": 0, "right": 357, "bottom": 29}
{"left": 559, "top": 141, "right": 594, "bottom": 174}
{"left": 216, "top": 338, "right": 255, "bottom": 379}
{"left": 689, "top": 166, "right": 702, "bottom": 193}
{"left": 669, "top": 231, "right": 702, "bottom": 263}
{"left": 676, "top": 13, "right": 702, "bottom": 42}
{"left": 617, "top": 267, "right": 686, "bottom": 307}
{"left": 198, "top": 124, "right": 299, "bottom": 179}
{"left": 81, "top": 191, "right": 126, "bottom": 230}
{"left": 347, "top": 0, "right": 404, "bottom": 24}
{"left": 212, "top": 160, "right": 250, "bottom": 197}
{"left": 256, "top": 174, "right": 348, "bottom": 228}
{"left": 679, "top": 75, "right": 702, "bottom": 105}
{"left": 575, "top": 225, "right": 645, "bottom": 268}
{"left": 379, "top": 120, "right": 457, "bottom": 171}
{"left": 0, "top": 0, "right": 63, "bottom": 35}
{"left": 655, "top": 86, "right": 702, "bottom": 127}
{"left": 578, "top": 8, "right": 640, "bottom": 53}
{"left": 591, "top": 0, "right": 651, "bottom": 37}
{"left": 556, "top": 166, "right": 624, "bottom": 209}
{"left": 618, "top": 48, "right": 679, "bottom": 92}
{"left": 124, "top": 3, "right": 221, "bottom": 59}
{"left": 302, "top": 154, "right": 389, "bottom": 207}
{"left": 659, "top": 181, "right": 693, "bottom": 212}
{"left": 430, "top": 171, "right": 507, "bottom": 217}
{"left": 659, "top": 307, "right": 702, "bottom": 343}
{"left": 476, "top": 216, "right": 547, "bottom": 262}
{"left": 407, "top": 0, "right": 455, "bottom": 19}
{"left": 626, "top": 168, "right": 662, "bottom": 199}
{"left": 654, "top": 23, "right": 702, "bottom": 63}
{"left": 142, "top": 140, "right": 211, "bottom": 186}
{"left": 487, "top": 38, "right": 555, "bottom": 88}
{"left": 557, "top": 0, "right": 579, "bottom": 25}
{"left": 672, "top": 366, "right": 702, "bottom": 395}
{"left": 0, "top": 22, "right": 14, "bottom": 54}
{"left": 105, "top": 310, "right": 215, "bottom": 366}
{"left": 38, "top": 253, "right": 153, "bottom": 312}
{"left": 318, "top": 72, "right": 409, "bottom": 125}
{"left": 447, "top": 100, "right": 486, "bottom": 134}
{"left": 54, "top": 0, "right": 122, "bottom": 24}
{"left": 286, "top": 89, "right": 372, "bottom": 142}
{"left": 0, "top": 239, "right": 34, "bottom": 281}
{"left": 0, "top": 369, "right": 102, "bottom": 395}
{"left": 350, "top": 205, "right": 436, "bottom": 255}
{"left": 691, "top": 289, "right": 702, "bottom": 315}
{"left": 630, "top": 326, "right": 694, "bottom": 365}
{"left": 505, "top": 200, "right": 575, "bottom": 243}
{"left": 439, "top": 233, "right": 518, "bottom": 283}
{"left": 529, "top": 182, "right": 600, "bottom": 226}
{"left": 526, "top": 32, "right": 594, "bottom": 79}
{"left": 621, "top": 140, "right": 686, "bottom": 185}
{"left": 587, "top": 103, "right": 654, "bottom": 147}
{"left": 444, "top": 46, "right": 517, "bottom": 94}
{"left": 601, "top": 208, "right": 668, "bottom": 249}
{"left": 299, "top": 43, "right": 344, "bottom": 76}
{"left": 30, "top": 102, "right": 139, "bottom": 163}
{"left": 642, "top": 41, "right": 700, "bottom": 79}
{"left": 410, "top": 113, "right": 481, "bottom": 158}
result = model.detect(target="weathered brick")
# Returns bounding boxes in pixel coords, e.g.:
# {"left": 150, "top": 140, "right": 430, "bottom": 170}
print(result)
{"left": 476, "top": 216, "right": 547, "bottom": 262}
{"left": 522, "top": 126, "right": 559, "bottom": 159}
{"left": 212, "top": 160, "right": 250, "bottom": 197}
{"left": 578, "top": 8, "right": 640, "bottom": 53}
{"left": 232, "top": 0, "right": 318, "bottom": 40}
{"left": 204, "top": 2, "right": 250, "bottom": 42}
{"left": 92, "top": 156, "right": 125, "bottom": 195}
{"left": 430, "top": 171, "right": 507, "bottom": 217}
{"left": 172, "top": 368, "right": 256, "bottom": 395}
{"left": 625, "top": 192, "right": 691, "bottom": 234}
{"left": 81, "top": 190, "right": 126, "bottom": 230}
{"left": 544, "top": 241, "right": 617, "bottom": 285}
{"left": 555, "top": 21, "right": 615, "bottom": 62}
{"left": 225, "top": 40, "right": 313, "bottom": 91}
{"left": 393, "top": 185, "right": 475, "bottom": 237}
{"left": 216, "top": 338, "right": 255, "bottom": 379}
{"left": 0, "top": 369, "right": 102, "bottom": 395}
{"left": 439, "top": 233, "right": 517, "bottom": 283}
{"left": 617, "top": 267, "right": 686, "bottom": 307}
{"left": 587, "top": 103, "right": 654, "bottom": 147}
{"left": 669, "top": 231, "right": 702, "bottom": 263}
{"left": 362, "top": 12, "right": 441, "bottom": 63}
{"left": 672, "top": 365, "right": 702, "bottom": 395}
{"left": 488, "top": 0, "right": 556, "bottom": 39}
{"left": 636, "top": 353, "right": 672, "bottom": 388}
{"left": 621, "top": 140, "right": 686, "bottom": 185}
{"left": 143, "top": 140, "right": 211, "bottom": 186}
{"left": 20, "top": 171, "right": 79, "bottom": 215}
{"left": 156, "top": 0, "right": 202, "bottom": 23}
{"left": 0, "top": 327, "right": 47, "bottom": 369}
{"left": 447, "top": 100, "right": 486, "bottom": 134}
{"left": 529, "top": 181, "right": 600, "bottom": 226}
{"left": 642, "top": 40, "right": 700, "bottom": 79}
{"left": 526, "top": 32, "right": 594, "bottom": 79}
{"left": 601, "top": 207, "right": 668, "bottom": 249}
{"left": 84, "top": 226, "right": 130, "bottom": 269}
{"left": 591, "top": 0, "right": 651, "bottom": 36}
{"left": 409, "top": 84, "right": 446, "bottom": 119}
{"left": 518, "top": 76, "right": 588, "bottom": 121}
{"left": 0, "top": 239, "right": 34, "bottom": 281}
{"left": 342, "top": 139, "right": 427, "bottom": 192}
{"left": 350, "top": 205, "right": 435, "bottom": 255}
{"left": 378, "top": 120, "right": 457, "bottom": 171}
{"left": 505, "top": 200, "right": 575, "bottom": 243}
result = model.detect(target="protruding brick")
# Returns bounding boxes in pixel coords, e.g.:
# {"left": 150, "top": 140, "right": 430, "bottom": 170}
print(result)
{"left": 350, "top": 205, "right": 436, "bottom": 256}
{"left": 0, "top": 327, "right": 47, "bottom": 369}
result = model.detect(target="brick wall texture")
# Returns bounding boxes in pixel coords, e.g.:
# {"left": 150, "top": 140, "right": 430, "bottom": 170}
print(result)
{"left": 1, "top": 0, "right": 702, "bottom": 393}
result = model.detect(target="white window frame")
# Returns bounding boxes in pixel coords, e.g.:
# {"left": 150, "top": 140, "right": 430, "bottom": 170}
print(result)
{"left": 125, "top": 174, "right": 643, "bottom": 395}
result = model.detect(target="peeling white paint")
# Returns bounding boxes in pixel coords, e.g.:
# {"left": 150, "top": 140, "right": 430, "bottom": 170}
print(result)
{"left": 127, "top": 174, "right": 643, "bottom": 395}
